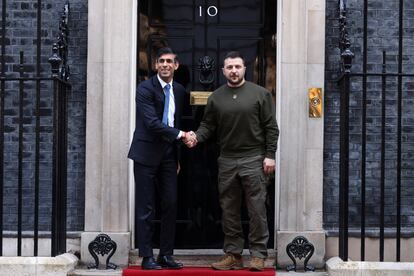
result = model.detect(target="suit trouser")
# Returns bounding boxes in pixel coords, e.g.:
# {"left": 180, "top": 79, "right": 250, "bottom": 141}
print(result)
{"left": 134, "top": 145, "right": 177, "bottom": 257}
{"left": 217, "top": 155, "right": 269, "bottom": 259}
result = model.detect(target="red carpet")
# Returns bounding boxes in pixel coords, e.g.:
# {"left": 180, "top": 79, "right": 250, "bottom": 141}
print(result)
{"left": 123, "top": 266, "right": 275, "bottom": 276}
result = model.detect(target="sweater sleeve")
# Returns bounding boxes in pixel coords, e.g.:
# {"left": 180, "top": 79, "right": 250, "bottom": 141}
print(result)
{"left": 195, "top": 97, "right": 217, "bottom": 143}
{"left": 260, "top": 91, "right": 279, "bottom": 158}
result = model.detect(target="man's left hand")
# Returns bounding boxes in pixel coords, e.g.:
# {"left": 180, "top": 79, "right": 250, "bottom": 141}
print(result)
{"left": 263, "top": 158, "right": 275, "bottom": 175}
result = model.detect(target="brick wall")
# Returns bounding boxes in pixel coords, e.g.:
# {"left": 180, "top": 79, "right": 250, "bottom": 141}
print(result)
{"left": 324, "top": 0, "right": 414, "bottom": 232}
{"left": 1, "top": 0, "right": 87, "bottom": 231}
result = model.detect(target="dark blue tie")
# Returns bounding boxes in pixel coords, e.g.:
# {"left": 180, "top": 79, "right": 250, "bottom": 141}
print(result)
{"left": 162, "top": 84, "right": 171, "bottom": 125}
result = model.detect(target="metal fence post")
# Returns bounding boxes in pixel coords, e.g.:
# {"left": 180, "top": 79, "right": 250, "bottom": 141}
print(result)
{"left": 338, "top": 0, "right": 354, "bottom": 261}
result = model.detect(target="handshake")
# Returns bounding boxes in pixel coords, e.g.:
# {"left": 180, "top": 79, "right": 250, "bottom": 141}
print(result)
{"left": 181, "top": 131, "right": 198, "bottom": 148}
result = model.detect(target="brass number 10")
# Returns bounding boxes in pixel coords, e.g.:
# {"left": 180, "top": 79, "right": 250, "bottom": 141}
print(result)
{"left": 199, "top": 5, "right": 218, "bottom": 17}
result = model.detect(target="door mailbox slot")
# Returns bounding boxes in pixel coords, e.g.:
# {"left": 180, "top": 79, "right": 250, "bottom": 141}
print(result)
{"left": 190, "top": 91, "right": 213, "bottom": 105}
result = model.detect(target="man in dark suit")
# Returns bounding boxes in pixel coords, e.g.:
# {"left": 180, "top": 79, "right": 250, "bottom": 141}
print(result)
{"left": 128, "top": 47, "right": 191, "bottom": 270}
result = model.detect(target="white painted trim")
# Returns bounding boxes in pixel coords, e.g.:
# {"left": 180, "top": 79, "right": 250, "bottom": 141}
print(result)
{"left": 275, "top": 0, "right": 283, "bottom": 249}
{"left": 128, "top": 0, "right": 138, "bottom": 248}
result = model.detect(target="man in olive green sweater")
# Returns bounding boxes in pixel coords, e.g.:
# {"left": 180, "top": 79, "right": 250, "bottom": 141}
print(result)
{"left": 186, "top": 51, "right": 279, "bottom": 271}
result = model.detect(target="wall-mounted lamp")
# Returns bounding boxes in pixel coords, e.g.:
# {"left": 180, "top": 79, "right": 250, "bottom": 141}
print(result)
{"left": 308, "top": 88, "right": 322, "bottom": 118}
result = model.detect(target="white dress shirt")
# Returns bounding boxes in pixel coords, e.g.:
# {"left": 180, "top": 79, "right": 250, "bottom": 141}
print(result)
{"left": 157, "top": 75, "right": 175, "bottom": 127}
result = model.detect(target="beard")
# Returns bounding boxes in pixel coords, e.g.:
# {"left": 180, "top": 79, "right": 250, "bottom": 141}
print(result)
{"left": 227, "top": 75, "right": 244, "bottom": 86}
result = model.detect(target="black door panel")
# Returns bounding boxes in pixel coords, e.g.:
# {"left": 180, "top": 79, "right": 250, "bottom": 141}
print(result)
{"left": 137, "top": 0, "right": 276, "bottom": 249}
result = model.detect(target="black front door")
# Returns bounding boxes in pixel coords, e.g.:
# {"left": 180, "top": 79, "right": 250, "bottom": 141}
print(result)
{"left": 137, "top": 0, "right": 276, "bottom": 249}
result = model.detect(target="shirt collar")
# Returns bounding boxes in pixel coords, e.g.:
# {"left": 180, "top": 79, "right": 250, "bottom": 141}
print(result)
{"left": 157, "top": 75, "right": 173, "bottom": 90}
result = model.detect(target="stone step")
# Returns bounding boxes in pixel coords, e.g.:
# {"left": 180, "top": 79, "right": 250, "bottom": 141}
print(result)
{"left": 69, "top": 268, "right": 328, "bottom": 276}
{"left": 70, "top": 249, "right": 328, "bottom": 276}
{"left": 129, "top": 249, "right": 276, "bottom": 268}
{"left": 68, "top": 268, "right": 122, "bottom": 276}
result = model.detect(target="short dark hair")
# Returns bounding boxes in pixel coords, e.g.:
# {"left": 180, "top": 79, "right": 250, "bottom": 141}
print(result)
{"left": 156, "top": 47, "right": 178, "bottom": 61}
{"left": 223, "top": 51, "right": 245, "bottom": 65}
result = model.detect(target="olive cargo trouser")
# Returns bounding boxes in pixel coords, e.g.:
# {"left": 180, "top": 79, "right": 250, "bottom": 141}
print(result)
{"left": 217, "top": 155, "right": 269, "bottom": 259}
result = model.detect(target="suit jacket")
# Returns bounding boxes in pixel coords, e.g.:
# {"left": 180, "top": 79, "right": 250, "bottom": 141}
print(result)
{"left": 128, "top": 75, "right": 186, "bottom": 166}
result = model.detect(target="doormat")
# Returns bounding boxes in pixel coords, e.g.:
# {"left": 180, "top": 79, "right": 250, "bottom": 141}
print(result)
{"left": 123, "top": 266, "right": 275, "bottom": 276}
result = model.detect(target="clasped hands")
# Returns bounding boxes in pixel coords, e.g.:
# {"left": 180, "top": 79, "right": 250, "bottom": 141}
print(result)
{"left": 182, "top": 131, "right": 197, "bottom": 148}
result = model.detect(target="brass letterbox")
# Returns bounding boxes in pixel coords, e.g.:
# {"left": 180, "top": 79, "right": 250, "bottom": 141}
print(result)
{"left": 190, "top": 91, "right": 213, "bottom": 105}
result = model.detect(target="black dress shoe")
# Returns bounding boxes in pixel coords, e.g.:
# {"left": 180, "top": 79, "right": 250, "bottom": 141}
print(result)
{"left": 157, "top": 255, "right": 184, "bottom": 269}
{"left": 142, "top": 257, "right": 162, "bottom": 270}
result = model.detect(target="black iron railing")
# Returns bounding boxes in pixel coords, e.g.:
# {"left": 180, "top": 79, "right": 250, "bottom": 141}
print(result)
{"left": 338, "top": 0, "right": 412, "bottom": 262}
{"left": 0, "top": 2, "right": 70, "bottom": 257}
{"left": 338, "top": 0, "right": 353, "bottom": 261}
